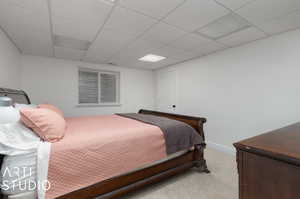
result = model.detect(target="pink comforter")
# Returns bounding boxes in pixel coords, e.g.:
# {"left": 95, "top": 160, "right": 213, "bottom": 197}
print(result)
{"left": 46, "top": 115, "right": 166, "bottom": 199}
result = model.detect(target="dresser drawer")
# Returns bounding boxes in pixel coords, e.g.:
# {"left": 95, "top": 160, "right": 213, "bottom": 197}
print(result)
{"left": 237, "top": 150, "right": 300, "bottom": 199}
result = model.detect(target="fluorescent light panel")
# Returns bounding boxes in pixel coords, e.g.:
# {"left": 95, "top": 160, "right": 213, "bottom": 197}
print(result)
{"left": 139, "top": 54, "right": 166, "bottom": 62}
{"left": 197, "top": 14, "right": 251, "bottom": 39}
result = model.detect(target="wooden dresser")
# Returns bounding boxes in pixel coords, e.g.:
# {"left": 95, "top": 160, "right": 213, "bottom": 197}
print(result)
{"left": 234, "top": 122, "right": 300, "bottom": 199}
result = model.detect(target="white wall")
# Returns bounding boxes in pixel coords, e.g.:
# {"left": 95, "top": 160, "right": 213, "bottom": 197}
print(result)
{"left": 0, "top": 28, "right": 21, "bottom": 89}
{"left": 21, "top": 55, "right": 155, "bottom": 117}
{"left": 155, "top": 29, "right": 300, "bottom": 154}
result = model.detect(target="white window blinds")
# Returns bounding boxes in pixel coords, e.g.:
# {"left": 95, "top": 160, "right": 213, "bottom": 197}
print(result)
{"left": 78, "top": 69, "right": 120, "bottom": 105}
{"left": 100, "top": 73, "right": 117, "bottom": 103}
{"left": 79, "top": 71, "right": 99, "bottom": 104}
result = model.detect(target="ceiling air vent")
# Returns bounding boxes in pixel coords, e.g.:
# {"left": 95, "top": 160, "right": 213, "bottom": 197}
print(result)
{"left": 197, "top": 14, "right": 251, "bottom": 40}
{"left": 54, "top": 35, "right": 91, "bottom": 51}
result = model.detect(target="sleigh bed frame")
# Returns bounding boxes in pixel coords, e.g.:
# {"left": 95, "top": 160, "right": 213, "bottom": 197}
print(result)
{"left": 0, "top": 87, "right": 209, "bottom": 199}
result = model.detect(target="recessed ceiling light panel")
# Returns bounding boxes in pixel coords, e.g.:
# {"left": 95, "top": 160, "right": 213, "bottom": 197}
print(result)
{"left": 139, "top": 54, "right": 166, "bottom": 62}
{"left": 54, "top": 35, "right": 91, "bottom": 51}
{"left": 197, "top": 14, "right": 251, "bottom": 39}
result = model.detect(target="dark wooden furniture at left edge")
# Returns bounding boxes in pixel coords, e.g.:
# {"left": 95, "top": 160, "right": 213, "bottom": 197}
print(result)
{"left": 0, "top": 87, "right": 209, "bottom": 199}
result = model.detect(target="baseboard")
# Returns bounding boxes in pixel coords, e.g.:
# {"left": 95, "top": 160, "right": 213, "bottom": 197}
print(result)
{"left": 206, "top": 141, "right": 236, "bottom": 156}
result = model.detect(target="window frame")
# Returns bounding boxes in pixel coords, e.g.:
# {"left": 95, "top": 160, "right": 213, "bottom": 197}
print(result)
{"left": 77, "top": 67, "right": 121, "bottom": 107}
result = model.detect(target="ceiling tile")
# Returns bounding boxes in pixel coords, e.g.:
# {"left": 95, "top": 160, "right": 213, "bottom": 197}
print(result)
{"left": 54, "top": 35, "right": 91, "bottom": 51}
{"left": 125, "top": 39, "right": 165, "bottom": 54}
{"left": 120, "top": 0, "right": 185, "bottom": 19}
{"left": 108, "top": 39, "right": 164, "bottom": 66}
{"left": 192, "top": 41, "right": 227, "bottom": 55}
{"left": 19, "top": 34, "right": 52, "bottom": 56}
{"left": 84, "top": 28, "right": 137, "bottom": 63}
{"left": 51, "top": 0, "right": 113, "bottom": 41}
{"left": 104, "top": 6, "right": 158, "bottom": 37}
{"left": 0, "top": 0, "right": 50, "bottom": 33}
{"left": 0, "top": 0, "right": 53, "bottom": 56}
{"left": 148, "top": 58, "right": 183, "bottom": 69}
{"left": 108, "top": 53, "right": 134, "bottom": 67}
{"left": 168, "top": 33, "right": 214, "bottom": 51}
{"left": 127, "top": 61, "right": 155, "bottom": 69}
{"left": 106, "top": 45, "right": 198, "bottom": 69}
{"left": 111, "top": 54, "right": 182, "bottom": 70}
{"left": 236, "top": 0, "right": 300, "bottom": 26}
{"left": 52, "top": 17, "right": 100, "bottom": 42}
{"left": 93, "top": 28, "right": 137, "bottom": 52}
{"left": 131, "top": 61, "right": 155, "bottom": 70}
{"left": 84, "top": 46, "right": 115, "bottom": 64}
{"left": 141, "top": 22, "right": 186, "bottom": 44}
{"left": 0, "top": 0, "right": 50, "bottom": 14}
{"left": 153, "top": 45, "right": 202, "bottom": 60}
{"left": 218, "top": 27, "right": 267, "bottom": 47}
{"left": 164, "top": 0, "right": 230, "bottom": 31}
{"left": 114, "top": 44, "right": 203, "bottom": 69}
{"left": 54, "top": 46, "right": 85, "bottom": 61}
{"left": 197, "top": 13, "right": 250, "bottom": 39}
{"left": 215, "top": 0, "right": 254, "bottom": 10}
{"left": 108, "top": 50, "right": 132, "bottom": 64}
{"left": 83, "top": 53, "right": 113, "bottom": 64}
{"left": 256, "top": 11, "right": 300, "bottom": 35}
{"left": 9, "top": 28, "right": 53, "bottom": 56}
{"left": 109, "top": 53, "right": 148, "bottom": 68}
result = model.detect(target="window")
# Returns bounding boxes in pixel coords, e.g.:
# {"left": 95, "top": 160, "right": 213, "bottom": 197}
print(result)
{"left": 78, "top": 68, "right": 120, "bottom": 106}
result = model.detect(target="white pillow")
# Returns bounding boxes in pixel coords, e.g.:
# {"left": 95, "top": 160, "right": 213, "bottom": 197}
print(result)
{"left": 14, "top": 103, "right": 37, "bottom": 110}
{"left": 0, "top": 122, "right": 41, "bottom": 156}
{"left": 0, "top": 106, "right": 20, "bottom": 124}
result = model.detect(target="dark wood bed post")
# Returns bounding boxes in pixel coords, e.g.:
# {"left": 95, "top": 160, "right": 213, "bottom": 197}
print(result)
{"left": 194, "top": 144, "right": 210, "bottom": 173}
{"left": 194, "top": 120, "right": 210, "bottom": 173}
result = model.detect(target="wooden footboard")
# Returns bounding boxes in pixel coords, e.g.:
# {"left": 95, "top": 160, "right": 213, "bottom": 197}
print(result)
{"left": 59, "top": 110, "right": 208, "bottom": 199}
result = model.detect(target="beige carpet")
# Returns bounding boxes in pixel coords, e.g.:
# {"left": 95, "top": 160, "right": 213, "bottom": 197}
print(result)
{"left": 124, "top": 147, "right": 238, "bottom": 199}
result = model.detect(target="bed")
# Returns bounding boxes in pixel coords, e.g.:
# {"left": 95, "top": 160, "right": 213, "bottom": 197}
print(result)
{"left": 0, "top": 87, "right": 209, "bottom": 199}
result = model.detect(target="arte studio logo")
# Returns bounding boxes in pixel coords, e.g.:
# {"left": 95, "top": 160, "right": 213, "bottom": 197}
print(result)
{"left": 0, "top": 166, "right": 51, "bottom": 191}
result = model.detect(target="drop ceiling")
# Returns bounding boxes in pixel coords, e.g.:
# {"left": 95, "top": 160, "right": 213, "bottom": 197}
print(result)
{"left": 0, "top": 0, "right": 300, "bottom": 70}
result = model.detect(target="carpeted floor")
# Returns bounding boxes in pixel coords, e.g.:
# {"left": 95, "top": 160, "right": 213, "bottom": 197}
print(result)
{"left": 124, "top": 147, "right": 238, "bottom": 199}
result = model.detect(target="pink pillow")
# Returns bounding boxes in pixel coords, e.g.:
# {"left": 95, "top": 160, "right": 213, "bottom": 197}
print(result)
{"left": 38, "top": 104, "right": 64, "bottom": 117}
{"left": 20, "top": 108, "right": 66, "bottom": 143}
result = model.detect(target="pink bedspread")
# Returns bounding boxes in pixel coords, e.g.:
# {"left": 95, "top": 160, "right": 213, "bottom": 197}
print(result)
{"left": 46, "top": 115, "right": 166, "bottom": 199}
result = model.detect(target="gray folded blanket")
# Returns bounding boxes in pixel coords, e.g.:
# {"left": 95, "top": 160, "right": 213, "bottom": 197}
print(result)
{"left": 117, "top": 113, "right": 204, "bottom": 155}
